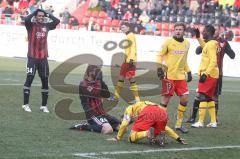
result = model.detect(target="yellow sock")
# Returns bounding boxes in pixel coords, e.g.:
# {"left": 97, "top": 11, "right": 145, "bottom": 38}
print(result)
{"left": 130, "top": 82, "right": 140, "bottom": 101}
{"left": 208, "top": 101, "right": 216, "bottom": 123}
{"left": 165, "top": 126, "right": 179, "bottom": 140}
{"left": 198, "top": 101, "right": 207, "bottom": 124}
{"left": 114, "top": 80, "right": 124, "bottom": 99}
{"left": 175, "top": 104, "right": 186, "bottom": 128}
{"left": 129, "top": 131, "right": 148, "bottom": 143}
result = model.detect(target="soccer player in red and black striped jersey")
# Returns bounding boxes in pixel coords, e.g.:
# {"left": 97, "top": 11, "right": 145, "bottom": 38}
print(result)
{"left": 187, "top": 27, "right": 235, "bottom": 123}
{"left": 70, "top": 65, "right": 120, "bottom": 134}
{"left": 22, "top": 9, "right": 60, "bottom": 113}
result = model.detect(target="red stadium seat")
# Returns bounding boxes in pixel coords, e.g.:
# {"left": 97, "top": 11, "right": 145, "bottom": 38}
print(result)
{"left": 102, "top": 26, "right": 110, "bottom": 32}
{"left": 156, "top": 22, "right": 162, "bottom": 30}
{"left": 91, "top": 11, "right": 99, "bottom": 18}
{"left": 111, "top": 19, "right": 120, "bottom": 27}
{"left": 99, "top": 11, "right": 107, "bottom": 18}
{"left": 1, "top": 14, "right": 5, "bottom": 19}
{"left": 84, "top": 10, "right": 91, "bottom": 17}
{"left": 162, "top": 23, "right": 169, "bottom": 31}
{"left": 162, "top": 31, "right": 170, "bottom": 37}
{"left": 169, "top": 23, "right": 174, "bottom": 31}
{"left": 103, "top": 19, "right": 111, "bottom": 26}
{"left": 81, "top": 17, "right": 90, "bottom": 25}
{"left": 96, "top": 18, "right": 104, "bottom": 26}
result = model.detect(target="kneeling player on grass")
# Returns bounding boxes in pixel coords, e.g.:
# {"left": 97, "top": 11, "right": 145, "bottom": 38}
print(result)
{"left": 112, "top": 101, "right": 187, "bottom": 145}
{"left": 70, "top": 65, "right": 120, "bottom": 134}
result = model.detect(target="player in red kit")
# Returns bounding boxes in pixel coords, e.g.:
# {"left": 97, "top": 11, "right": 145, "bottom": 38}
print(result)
{"left": 22, "top": 9, "right": 60, "bottom": 113}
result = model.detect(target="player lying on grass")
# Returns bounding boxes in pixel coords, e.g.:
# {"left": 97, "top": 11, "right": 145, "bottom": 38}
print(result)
{"left": 70, "top": 65, "right": 120, "bottom": 134}
{"left": 111, "top": 101, "right": 187, "bottom": 146}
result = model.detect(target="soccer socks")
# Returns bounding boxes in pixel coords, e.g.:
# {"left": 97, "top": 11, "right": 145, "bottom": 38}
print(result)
{"left": 129, "top": 131, "right": 148, "bottom": 143}
{"left": 198, "top": 101, "right": 207, "bottom": 124}
{"left": 191, "top": 98, "right": 200, "bottom": 120}
{"left": 114, "top": 80, "right": 124, "bottom": 99}
{"left": 208, "top": 101, "right": 217, "bottom": 123}
{"left": 130, "top": 81, "right": 140, "bottom": 102}
{"left": 23, "top": 86, "right": 30, "bottom": 105}
{"left": 165, "top": 126, "right": 179, "bottom": 140}
{"left": 41, "top": 89, "right": 49, "bottom": 106}
{"left": 175, "top": 104, "right": 187, "bottom": 128}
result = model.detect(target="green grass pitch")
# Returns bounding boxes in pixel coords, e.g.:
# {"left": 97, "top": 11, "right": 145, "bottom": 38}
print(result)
{"left": 0, "top": 57, "right": 240, "bottom": 159}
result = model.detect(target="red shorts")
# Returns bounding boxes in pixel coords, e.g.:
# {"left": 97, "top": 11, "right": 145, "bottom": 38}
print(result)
{"left": 132, "top": 105, "right": 168, "bottom": 136}
{"left": 198, "top": 76, "right": 217, "bottom": 97}
{"left": 162, "top": 79, "right": 189, "bottom": 96}
{"left": 120, "top": 63, "right": 136, "bottom": 79}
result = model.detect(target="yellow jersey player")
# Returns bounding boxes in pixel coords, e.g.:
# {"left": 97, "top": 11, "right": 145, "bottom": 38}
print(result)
{"left": 191, "top": 25, "right": 219, "bottom": 128}
{"left": 156, "top": 22, "right": 192, "bottom": 133}
{"left": 109, "top": 22, "right": 140, "bottom": 104}
{"left": 113, "top": 101, "right": 187, "bottom": 145}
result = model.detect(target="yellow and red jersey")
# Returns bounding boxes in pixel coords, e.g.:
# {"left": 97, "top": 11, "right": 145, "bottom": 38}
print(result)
{"left": 197, "top": 38, "right": 219, "bottom": 78}
{"left": 117, "top": 101, "right": 161, "bottom": 140}
{"left": 157, "top": 38, "right": 191, "bottom": 80}
{"left": 124, "top": 32, "right": 137, "bottom": 63}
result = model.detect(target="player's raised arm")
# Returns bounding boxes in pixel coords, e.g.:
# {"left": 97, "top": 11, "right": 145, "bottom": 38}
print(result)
{"left": 225, "top": 41, "right": 236, "bottom": 59}
{"left": 24, "top": 9, "right": 38, "bottom": 30}
{"left": 47, "top": 12, "right": 60, "bottom": 30}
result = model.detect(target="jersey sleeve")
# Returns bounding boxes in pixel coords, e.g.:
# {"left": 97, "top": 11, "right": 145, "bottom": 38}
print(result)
{"left": 225, "top": 41, "right": 235, "bottom": 59}
{"left": 47, "top": 14, "right": 60, "bottom": 30}
{"left": 197, "top": 38, "right": 206, "bottom": 48}
{"left": 156, "top": 40, "right": 169, "bottom": 64}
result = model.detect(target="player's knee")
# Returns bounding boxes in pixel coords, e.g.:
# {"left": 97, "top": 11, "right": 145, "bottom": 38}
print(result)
{"left": 41, "top": 77, "right": 49, "bottom": 89}
{"left": 24, "top": 75, "right": 34, "bottom": 87}
{"left": 180, "top": 95, "right": 188, "bottom": 105}
{"left": 101, "top": 124, "right": 113, "bottom": 134}
{"left": 198, "top": 93, "right": 212, "bottom": 102}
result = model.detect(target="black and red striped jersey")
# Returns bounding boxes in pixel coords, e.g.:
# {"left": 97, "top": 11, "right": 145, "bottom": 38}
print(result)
{"left": 79, "top": 79, "right": 110, "bottom": 120}
{"left": 25, "top": 11, "right": 60, "bottom": 59}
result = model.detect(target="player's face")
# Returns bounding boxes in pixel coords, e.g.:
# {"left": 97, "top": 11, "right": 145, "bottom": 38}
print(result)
{"left": 174, "top": 26, "right": 185, "bottom": 38}
{"left": 202, "top": 28, "right": 210, "bottom": 40}
{"left": 36, "top": 11, "right": 45, "bottom": 24}
{"left": 121, "top": 25, "right": 129, "bottom": 33}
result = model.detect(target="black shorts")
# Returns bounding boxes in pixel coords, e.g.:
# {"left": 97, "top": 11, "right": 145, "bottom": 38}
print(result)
{"left": 88, "top": 114, "right": 120, "bottom": 132}
{"left": 215, "top": 76, "right": 222, "bottom": 96}
{"left": 26, "top": 57, "right": 49, "bottom": 78}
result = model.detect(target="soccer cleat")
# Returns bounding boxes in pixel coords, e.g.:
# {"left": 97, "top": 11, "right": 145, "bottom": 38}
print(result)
{"left": 22, "top": 104, "right": 31, "bottom": 112}
{"left": 206, "top": 122, "right": 217, "bottom": 128}
{"left": 186, "top": 118, "right": 195, "bottom": 123}
{"left": 147, "top": 127, "right": 155, "bottom": 145}
{"left": 158, "top": 131, "right": 165, "bottom": 147}
{"left": 69, "top": 123, "right": 88, "bottom": 130}
{"left": 107, "top": 96, "right": 119, "bottom": 102}
{"left": 175, "top": 126, "right": 188, "bottom": 133}
{"left": 177, "top": 137, "right": 188, "bottom": 145}
{"left": 40, "top": 106, "right": 50, "bottom": 113}
{"left": 191, "top": 122, "right": 204, "bottom": 128}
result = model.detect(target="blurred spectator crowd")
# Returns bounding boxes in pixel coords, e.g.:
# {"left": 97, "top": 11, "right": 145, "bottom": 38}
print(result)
{"left": 1, "top": 0, "right": 240, "bottom": 41}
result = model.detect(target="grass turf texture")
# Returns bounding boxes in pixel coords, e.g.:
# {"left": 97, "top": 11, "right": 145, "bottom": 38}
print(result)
{"left": 0, "top": 57, "right": 240, "bottom": 159}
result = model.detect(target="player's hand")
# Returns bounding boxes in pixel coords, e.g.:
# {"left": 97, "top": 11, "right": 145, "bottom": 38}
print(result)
{"left": 199, "top": 74, "right": 207, "bottom": 83}
{"left": 193, "top": 28, "right": 200, "bottom": 38}
{"left": 186, "top": 71, "right": 192, "bottom": 82}
{"left": 129, "top": 59, "right": 134, "bottom": 66}
{"left": 177, "top": 137, "right": 188, "bottom": 145}
{"left": 157, "top": 67, "right": 165, "bottom": 80}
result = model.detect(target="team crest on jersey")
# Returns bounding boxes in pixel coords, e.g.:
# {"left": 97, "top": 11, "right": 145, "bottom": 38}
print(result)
{"left": 42, "top": 27, "right": 47, "bottom": 32}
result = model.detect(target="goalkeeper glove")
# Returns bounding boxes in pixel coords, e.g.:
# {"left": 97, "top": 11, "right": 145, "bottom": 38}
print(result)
{"left": 186, "top": 71, "right": 192, "bottom": 82}
{"left": 199, "top": 73, "right": 207, "bottom": 83}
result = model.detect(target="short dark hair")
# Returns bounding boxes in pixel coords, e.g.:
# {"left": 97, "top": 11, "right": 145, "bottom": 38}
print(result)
{"left": 205, "top": 24, "right": 215, "bottom": 35}
{"left": 121, "top": 22, "right": 131, "bottom": 28}
{"left": 174, "top": 22, "right": 186, "bottom": 30}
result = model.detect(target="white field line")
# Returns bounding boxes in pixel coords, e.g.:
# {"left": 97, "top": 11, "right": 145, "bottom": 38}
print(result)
{"left": 0, "top": 83, "right": 240, "bottom": 93}
{"left": 73, "top": 145, "right": 240, "bottom": 158}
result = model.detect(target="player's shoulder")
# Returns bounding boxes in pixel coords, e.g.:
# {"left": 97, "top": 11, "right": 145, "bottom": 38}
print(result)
{"left": 206, "top": 40, "right": 218, "bottom": 47}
